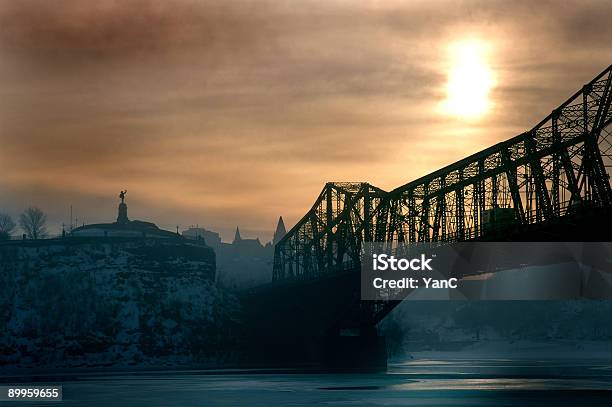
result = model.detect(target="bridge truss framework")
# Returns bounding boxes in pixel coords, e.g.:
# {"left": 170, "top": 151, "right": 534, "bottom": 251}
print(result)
{"left": 273, "top": 64, "right": 612, "bottom": 327}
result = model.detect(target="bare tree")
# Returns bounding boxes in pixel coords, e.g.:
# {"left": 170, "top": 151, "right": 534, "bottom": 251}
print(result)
{"left": 19, "top": 207, "right": 48, "bottom": 240}
{"left": 0, "top": 212, "right": 15, "bottom": 240}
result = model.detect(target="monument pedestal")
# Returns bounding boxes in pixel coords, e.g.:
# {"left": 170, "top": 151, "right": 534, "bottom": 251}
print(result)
{"left": 117, "top": 202, "right": 128, "bottom": 224}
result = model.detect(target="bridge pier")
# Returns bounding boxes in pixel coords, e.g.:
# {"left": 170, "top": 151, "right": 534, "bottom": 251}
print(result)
{"left": 240, "top": 271, "right": 390, "bottom": 372}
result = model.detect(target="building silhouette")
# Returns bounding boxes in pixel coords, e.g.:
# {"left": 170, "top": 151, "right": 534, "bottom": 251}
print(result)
{"left": 182, "top": 217, "right": 286, "bottom": 288}
{"left": 182, "top": 227, "right": 222, "bottom": 248}
{"left": 72, "top": 194, "right": 179, "bottom": 239}
{"left": 272, "top": 216, "right": 286, "bottom": 245}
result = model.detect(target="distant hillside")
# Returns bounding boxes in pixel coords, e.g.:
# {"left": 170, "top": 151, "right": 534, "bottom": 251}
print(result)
{"left": 381, "top": 300, "right": 612, "bottom": 357}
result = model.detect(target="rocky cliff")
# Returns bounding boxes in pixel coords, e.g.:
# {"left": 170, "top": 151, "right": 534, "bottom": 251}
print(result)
{"left": 0, "top": 238, "right": 241, "bottom": 369}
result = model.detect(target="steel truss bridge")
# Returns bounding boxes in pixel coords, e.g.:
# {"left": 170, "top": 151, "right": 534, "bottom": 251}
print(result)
{"left": 241, "top": 65, "right": 612, "bottom": 370}
{"left": 271, "top": 64, "right": 612, "bottom": 326}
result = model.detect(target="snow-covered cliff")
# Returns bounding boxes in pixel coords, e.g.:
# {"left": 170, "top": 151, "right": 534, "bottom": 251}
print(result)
{"left": 0, "top": 239, "right": 241, "bottom": 369}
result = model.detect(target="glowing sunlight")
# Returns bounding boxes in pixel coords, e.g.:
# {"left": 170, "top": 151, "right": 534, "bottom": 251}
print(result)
{"left": 444, "top": 39, "right": 495, "bottom": 120}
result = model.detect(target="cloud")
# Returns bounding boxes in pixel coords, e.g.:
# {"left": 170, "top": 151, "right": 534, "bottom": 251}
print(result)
{"left": 1, "top": 0, "right": 611, "bottom": 241}
{"left": 0, "top": 0, "right": 279, "bottom": 65}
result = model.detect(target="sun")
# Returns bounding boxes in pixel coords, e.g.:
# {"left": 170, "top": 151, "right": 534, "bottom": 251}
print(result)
{"left": 444, "top": 40, "right": 495, "bottom": 119}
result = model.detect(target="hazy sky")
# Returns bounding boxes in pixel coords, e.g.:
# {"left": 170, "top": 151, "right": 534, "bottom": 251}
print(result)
{"left": 1, "top": 0, "right": 611, "bottom": 241}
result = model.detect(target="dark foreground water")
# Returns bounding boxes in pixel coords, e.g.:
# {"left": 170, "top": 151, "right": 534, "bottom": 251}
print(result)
{"left": 4, "top": 358, "right": 612, "bottom": 406}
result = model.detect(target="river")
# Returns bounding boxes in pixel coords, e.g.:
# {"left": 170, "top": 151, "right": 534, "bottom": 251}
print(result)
{"left": 5, "top": 358, "right": 612, "bottom": 406}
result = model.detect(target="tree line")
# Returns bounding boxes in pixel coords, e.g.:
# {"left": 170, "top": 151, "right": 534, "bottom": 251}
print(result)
{"left": 0, "top": 207, "right": 48, "bottom": 240}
